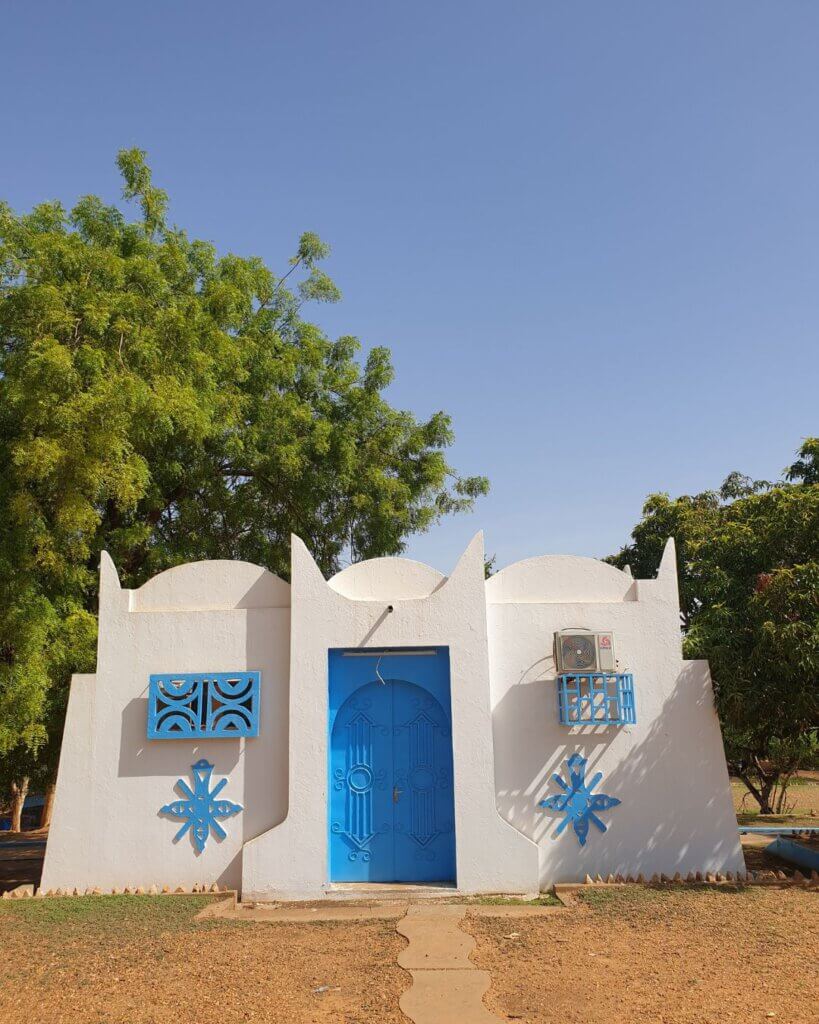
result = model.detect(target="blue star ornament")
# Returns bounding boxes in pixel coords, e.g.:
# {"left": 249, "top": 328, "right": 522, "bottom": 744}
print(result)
{"left": 539, "top": 753, "right": 620, "bottom": 846}
{"left": 161, "top": 759, "right": 242, "bottom": 853}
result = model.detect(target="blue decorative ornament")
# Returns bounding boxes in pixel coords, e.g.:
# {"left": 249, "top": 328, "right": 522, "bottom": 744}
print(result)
{"left": 148, "top": 672, "right": 260, "bottom": 739}
{"left": 539, "top": 752, "right": 620, "bottom": 846}
{"left": 161, "top": 759, "right": 242, "bottom": 853}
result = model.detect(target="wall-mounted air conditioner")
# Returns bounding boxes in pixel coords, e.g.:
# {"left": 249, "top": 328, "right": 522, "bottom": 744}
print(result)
{"left": 554, "top": 629, "right": 616, "bottom": 674}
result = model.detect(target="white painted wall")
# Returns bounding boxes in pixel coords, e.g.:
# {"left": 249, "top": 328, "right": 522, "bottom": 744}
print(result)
{"left": 486, "top": 541, "right": 744, "bottom": 883}
{"left": 242, "top": 532, "right": 539, "bottom": 899}
{"left": 43, "top": 533, "right": 743, "bottom": 895}
{"left": 41, "top": 555, "right": 291, "bottom": 893}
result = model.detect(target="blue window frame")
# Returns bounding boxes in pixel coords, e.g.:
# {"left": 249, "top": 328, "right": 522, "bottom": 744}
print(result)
{"left": 148, "top": 672, "right": 260, "bottom": 739}
{"left": 557, "top": 673, "right": 636, "bottom": 726}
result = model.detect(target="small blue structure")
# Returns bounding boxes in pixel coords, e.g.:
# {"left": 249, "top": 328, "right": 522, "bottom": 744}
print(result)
{"left": 765, "top": 836, "right": 819, "bottom": 872}
{"left": 160, "top": 759, "right": 243, "bottom": 853}
{"left": 539, "top": 752, "right": 621, "bottom": 845}
{"left": 557, "top": 673, "right": 636, "bottom": 725}
{"left": 737, "top": 826, "right": 819, "bottom": 836}
{"left": 736, "top": 826, "right": 819, "bottom": 873}
{"left": 148, "top": 672, "right": 260, "bottom": 738}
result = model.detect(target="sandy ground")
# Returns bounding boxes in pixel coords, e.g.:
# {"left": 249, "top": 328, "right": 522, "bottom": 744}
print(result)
{"left": 732, "top": 776, "right": 819, "bottom": 819}
{"left": 1, "top": 785, "right": 817, "bottom": 1022}
{"left": 465, "top": 885, "right": 819, "bottom": 1024}
{"left": 0, "top": 896, "right": 409, "bottom": 1024}
{"left": 2, "top": 887, "right": 818, "bottom": 1023}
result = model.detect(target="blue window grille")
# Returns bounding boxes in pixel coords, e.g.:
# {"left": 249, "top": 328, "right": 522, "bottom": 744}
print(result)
{"left": 148, "top": 672, "right": 260, "bottom": 739}
{"left": 557, "top": 673, "right": 636, "bottom": 726}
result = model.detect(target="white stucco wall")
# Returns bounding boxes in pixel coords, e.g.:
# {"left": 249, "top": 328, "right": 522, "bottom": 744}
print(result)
{"left": 486, "top": 541, "right": 744, "bottom": 883}
{"left": 242, "top": 532, "right": 539, "bottom": 899}
{"left": 43, "top": 533, "right": 742, "bottom": 896}
{"left": 41, "top": 555, "right": 291, "bottom": 893}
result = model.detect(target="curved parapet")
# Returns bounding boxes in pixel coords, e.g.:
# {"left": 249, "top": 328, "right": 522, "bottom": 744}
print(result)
{"left": 130, "top": 559, "right": 290, "bottom": 611}
{"left": 328, "top": 558, "right": 445, "bottom": 601}
{"left": 486, "top": 554, "right": 635, "bottom": 603}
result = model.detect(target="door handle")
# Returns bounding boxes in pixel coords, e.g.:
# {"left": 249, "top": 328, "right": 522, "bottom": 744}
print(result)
{"left": 393, "top": 786, "right": 402, "bottom": 803}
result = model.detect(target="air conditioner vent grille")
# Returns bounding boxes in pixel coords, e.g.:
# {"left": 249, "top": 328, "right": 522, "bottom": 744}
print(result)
{"left": 560, "top": 635, "right": 597, "bottom": 671}
{"left": 554, "top": 630, "right": 616, "bottom": 674}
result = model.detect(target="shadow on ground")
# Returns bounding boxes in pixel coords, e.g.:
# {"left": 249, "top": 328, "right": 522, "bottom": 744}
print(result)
{"left": 0, "top": 829, "right": 46, "bottom": 894}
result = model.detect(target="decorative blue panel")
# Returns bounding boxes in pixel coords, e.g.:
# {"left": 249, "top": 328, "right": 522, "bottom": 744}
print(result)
{"left": 557, "top": 672, "right": 636, "bottom": 725}
{"left": 392, "top": 689, "right": 455, "bottom": 881}
{"left": 160, "top": 759, "right": 242, "bottom": 853}
{"left": 331, "top": 700, "right": 390, "bottom": 863}
{"left": 539, "top": 752, "right": 620, "bottom": 845}
{"left": 147, "top": 672, "right": 260, "bottom": 739}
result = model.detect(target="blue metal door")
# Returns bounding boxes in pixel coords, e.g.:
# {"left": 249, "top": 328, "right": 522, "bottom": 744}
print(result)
{"left": 328, "top": 649, "right": 456, "bottom": 883}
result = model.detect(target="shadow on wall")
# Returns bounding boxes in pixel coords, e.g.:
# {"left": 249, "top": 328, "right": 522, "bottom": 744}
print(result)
{"left": 241, "top": 607, "right": 290, "bottom": 843}
{"left": 116, "top": 607, "right": 290, "bottom": 851}
{"left": 117, "top": 699, "right": 243, "bottom": 777}
{"left": 494, "top": 662, "right": 743, "bottom": 876}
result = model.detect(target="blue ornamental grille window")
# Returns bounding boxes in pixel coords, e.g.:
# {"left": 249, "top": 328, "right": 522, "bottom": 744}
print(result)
{"left": 148, "top": 672, "right": 260, "bottom": 739}
{"left": 557, "top": 672, "right": 636, "bottom": 726}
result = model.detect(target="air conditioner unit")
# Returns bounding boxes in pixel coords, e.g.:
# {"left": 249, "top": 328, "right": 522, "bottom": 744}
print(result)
{"left": 554, "top": 629, "right": 616, "bottom": 674}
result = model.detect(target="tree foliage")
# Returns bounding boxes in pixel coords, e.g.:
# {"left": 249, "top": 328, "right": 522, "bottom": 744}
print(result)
{"left": 609, "top": 439, "right": 819, "bottom": 812}
{"left": 0, "top": 149, "right": 488, "bottom": 763}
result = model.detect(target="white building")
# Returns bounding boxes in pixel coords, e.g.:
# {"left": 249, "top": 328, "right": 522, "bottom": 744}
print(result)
{"left": 41, "top": 533, "right": 744, "bottom": 899}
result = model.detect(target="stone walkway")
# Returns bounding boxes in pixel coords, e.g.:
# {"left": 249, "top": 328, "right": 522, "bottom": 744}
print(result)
{"left": 397, "top": 904, "right": 504, "bottom": 1023}
{"left": 198, "top": 896, "right": 560, "bottom": 1021}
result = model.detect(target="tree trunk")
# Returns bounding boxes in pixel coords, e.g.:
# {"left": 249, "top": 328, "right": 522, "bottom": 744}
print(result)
{"left": 773, "top": 774, "right": 794, "bottom": 815}
{"left": 40, "top": 780, "right": 56, "bottom": 830}
{"left": 10, "top": 777, "right": 29, "bottom": 832}
{"left": 737, "top": 771, "right": 777, "bottom": 814}
{"left": 757, "top": 779, "right": 776, "bottom": 815}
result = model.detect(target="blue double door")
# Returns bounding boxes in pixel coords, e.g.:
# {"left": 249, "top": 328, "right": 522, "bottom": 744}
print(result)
{"left": 328, "top": 648, "right": 456, "bottom": 883}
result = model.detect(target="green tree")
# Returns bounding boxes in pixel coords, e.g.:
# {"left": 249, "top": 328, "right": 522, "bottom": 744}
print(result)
{"left": 609, "top": 439, "right": 819, "bottom": 813}
{"left": 0, "top": 150, "right": 488, "bottom": 809}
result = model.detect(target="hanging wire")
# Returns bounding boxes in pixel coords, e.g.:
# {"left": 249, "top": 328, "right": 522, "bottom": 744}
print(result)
{"left": 375, "top": 649, "right": 388, "bottom": 685}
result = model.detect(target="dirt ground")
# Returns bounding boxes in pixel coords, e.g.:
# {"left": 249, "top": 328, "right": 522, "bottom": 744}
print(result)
{"left": 0, "top": 895, "right": 408, "bottom": 1024}
{"left": 732, "top": 774, "right": 819, "bottom": 821}
{"left": 3, "top": 888, "right": 818, "bottom": 1024}
{"left": 465, "top": 885, "right": 819, "bottom": 1024}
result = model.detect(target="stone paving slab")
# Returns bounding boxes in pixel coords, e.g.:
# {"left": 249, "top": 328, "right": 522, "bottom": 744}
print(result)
{"left": 397, "top": 905, "right": 475, "bottom": 968}
{"left": 397, "top": 903, "right": 505, "bottom": 1023}
{"left": 400, "top": 969, "right": 501, "bottom": 1024}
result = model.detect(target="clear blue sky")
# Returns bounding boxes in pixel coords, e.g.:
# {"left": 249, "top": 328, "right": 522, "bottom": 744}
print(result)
{"left": 4, "top": 2, "right": 818, "bottom": 572}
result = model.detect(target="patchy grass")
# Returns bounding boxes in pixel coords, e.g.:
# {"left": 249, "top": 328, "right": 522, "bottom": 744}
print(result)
{"left": 577, "top": 882, "right": 755, "bottom": 912}
{"left": 0, "top": 893, "right": 214, "bottom": 933}
{"left": 737, "top": 811, "right": 818, "bottom": 827}
{"left": 459, "top": 892, "right": 561, "bottom": 906}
